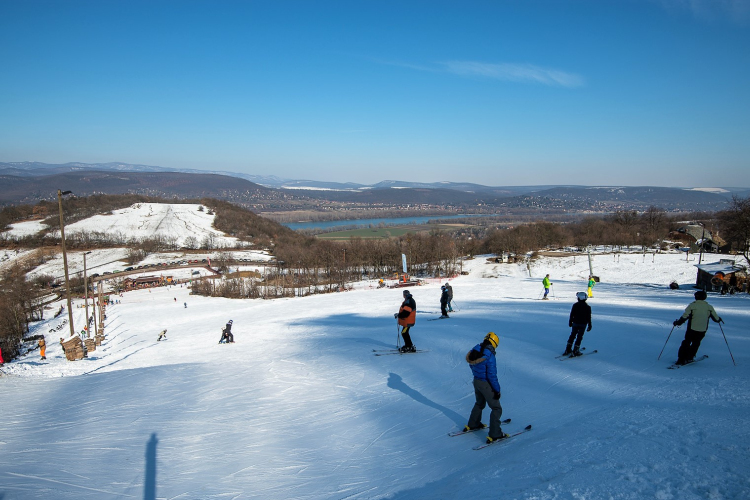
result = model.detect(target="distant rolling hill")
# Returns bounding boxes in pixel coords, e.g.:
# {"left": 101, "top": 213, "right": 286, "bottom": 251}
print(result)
{"left": 0, "top": 171, "right": 272, "bottom": 205}
{"left": 0, "top": 161, "right": 740, "bottom": 212}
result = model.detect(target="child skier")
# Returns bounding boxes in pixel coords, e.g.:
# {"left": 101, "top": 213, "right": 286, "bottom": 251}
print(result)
{"left": 440, "top": 286, "right": 450, "bottom": 318}
{"left": 564, "top": 292, "right": 592, "bottom": 356}
{"left": 465, "top": 332, "right": 508, "bottom": 444}
{"left": 587, "top": 276, "right": 596, "bottom": 298}
{"left": 157, "top": 329, "right": 167, "bottom": 341}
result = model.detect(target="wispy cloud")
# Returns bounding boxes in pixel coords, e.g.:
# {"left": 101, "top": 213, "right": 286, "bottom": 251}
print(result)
{"left": 439, "top": 61, "right": 585, "bottom": 87}
{"left": 381, "top": 59, "right": 584, "bottom": 88}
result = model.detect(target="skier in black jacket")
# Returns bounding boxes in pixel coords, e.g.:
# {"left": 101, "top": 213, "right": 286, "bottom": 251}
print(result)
{"left": 564, "top": 292, "right": 592, "bottom": 356}
{"left": 440, "top": 286, "right": 450, "bottom": 318}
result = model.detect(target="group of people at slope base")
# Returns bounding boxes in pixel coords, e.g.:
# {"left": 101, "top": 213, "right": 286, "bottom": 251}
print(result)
{"left": 542, "top": 274, "right": 595, "bottom": 300}
{"left": 394, "top": 283, "right": 724, "bottom": 444}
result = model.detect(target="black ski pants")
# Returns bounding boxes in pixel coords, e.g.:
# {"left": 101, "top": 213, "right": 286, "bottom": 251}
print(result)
{"left": 567, "top": 324, "right": 586, "bottom": 350}
{"left": 440, "top": 301, "right": 448, "bottom": 316}
{"left": 678, "top": 328, "right": 706, "bottom": 362}
{"left": 400, "top": 325, "right": 414, "bottom": 348}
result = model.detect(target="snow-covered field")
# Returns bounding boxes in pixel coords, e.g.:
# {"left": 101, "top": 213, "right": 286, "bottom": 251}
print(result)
{"left": 59, "top": 203, "right": 240, "bottom": 248}
{"left": 1, "top": 253, "right": 749, "bottom": 499}
{"left": 1, "top": 220, "right": 49, "bottom": 238}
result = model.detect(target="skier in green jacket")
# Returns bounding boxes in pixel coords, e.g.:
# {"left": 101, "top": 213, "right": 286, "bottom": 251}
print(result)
{"left": 587, "top": 276, "right": 595, "bottom": 298}
{"left": 542, "top": 274, "right": 552, "bottom": 300}
{"left": 673, "top": 290, "right": 722, "bottom": 365}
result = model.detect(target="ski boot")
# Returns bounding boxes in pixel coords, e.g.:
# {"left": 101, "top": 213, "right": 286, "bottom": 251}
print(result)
{"left": 572, "top": 348, "right": 582, "bottom": 357}
{"left": 486, "top": 432, "right": 510, "bottom": 444}
{"left": 463, "top": 423, "right": 486, "bottom": 432}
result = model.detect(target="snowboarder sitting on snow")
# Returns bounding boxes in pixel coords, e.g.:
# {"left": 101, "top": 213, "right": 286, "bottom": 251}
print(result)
{"left": 542, "top": 274, "right": 552, "bottom": 300}
{"left": 219, "top": 320, "right": 234, "bottom": 344}
{"left": 564, "top": 292, "right": 592, "bottom": 356}
{"left": 395, "top": 290, "right": 417, "bottom": 352}
{"left": 157, "top": 329, "right": 167, "bottom": 341}
{"left": 672, "top": 290, "right": 722, "bottom": 365}
{"left": 465, "top": 332, "right": 508, "bottom": 444}
{"left": 440, "top": 286, "right": 450, "bottom": 318}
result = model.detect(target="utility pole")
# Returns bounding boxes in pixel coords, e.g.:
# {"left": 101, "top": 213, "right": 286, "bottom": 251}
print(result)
{"left": 91, "top": 278, "right": 97, "bottom": 335}
{"left": 57, "top": 190, "right": 75, "bottom": 340}
{"left": 83, "top": 251, "right": 91, "bottom": 338}
{"left": 98, "top": 278, "right": 104, "bottom": 334}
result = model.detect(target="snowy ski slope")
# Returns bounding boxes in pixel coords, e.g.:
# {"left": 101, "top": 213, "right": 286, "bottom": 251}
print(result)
{"left": 63, "top": 203, "right": 239, "bottom": 248}
{"left": 1, "top": 253, "right": 748, "bottom": 499}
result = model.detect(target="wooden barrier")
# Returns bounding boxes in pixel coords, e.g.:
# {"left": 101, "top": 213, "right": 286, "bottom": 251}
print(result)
{"left": 61, "top": 336, "right": 86, "bottom": 361}
{"left": 84, "top": 338, "right": 96, "bottom": 352}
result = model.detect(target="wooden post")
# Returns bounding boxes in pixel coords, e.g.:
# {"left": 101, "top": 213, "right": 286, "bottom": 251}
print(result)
{"left": 57, "top": 190, "right": 75, "bottom": 341}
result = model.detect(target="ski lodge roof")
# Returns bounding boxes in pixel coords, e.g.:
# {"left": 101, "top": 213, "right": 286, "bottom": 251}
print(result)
{"left": 694, "top": 260, "right": 745, "bottom": 276}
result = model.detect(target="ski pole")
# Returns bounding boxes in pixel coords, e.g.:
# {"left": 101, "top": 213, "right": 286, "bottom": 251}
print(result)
{"left": 451, "top": 300, "right": 461, "bottom": 311}
{"left": 718, "top": 322, "right": 736, "bottom": 366}
{"left": 551, "top": 284, "right": 556, "bottom": 299}
{"left": 396, "top": 320, "right": 401, "bottom": 349}
{"left": 657, "top": 325, "right": 676, "bottom": 360}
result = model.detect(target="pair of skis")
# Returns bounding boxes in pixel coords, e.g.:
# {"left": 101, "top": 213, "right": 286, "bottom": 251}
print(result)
{"left": 372, "top": 348, "right": 429, "bottom": 356}
{"left": 448, "top": 418, "right": 533, "bottom": 450}
{"left": 667, "top": 354, "right": 708, "bottom": 369}
{"left": 558, "top": 349, "right": 598, "bottom": 361}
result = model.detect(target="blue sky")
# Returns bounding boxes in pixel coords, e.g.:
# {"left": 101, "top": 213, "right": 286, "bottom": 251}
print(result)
{"left": 1, "top": 0, "right": 748, "bottom": 187}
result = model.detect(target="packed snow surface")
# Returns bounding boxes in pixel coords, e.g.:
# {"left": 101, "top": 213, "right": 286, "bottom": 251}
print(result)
{"left": 1, "top": 252, "right": 749, "bottom": 499}
{"left": 62, "top": 203, "right": 239, "bottom": 247}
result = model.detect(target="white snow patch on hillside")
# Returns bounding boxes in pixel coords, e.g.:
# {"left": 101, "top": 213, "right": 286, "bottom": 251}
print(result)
{"left": 1, "top": 252, "right": 748, "bottom": 499}
{"left": 60, "top": 203, "right": 239, "bottom": 248}
{"left": 1, "top": 219, "right": 48, "bottom": 237}
{"left": 25, "top": 248, "right": 131, "bottom": 280}
{"left": 685, "top": 187, "right": 730, "bottom": 194}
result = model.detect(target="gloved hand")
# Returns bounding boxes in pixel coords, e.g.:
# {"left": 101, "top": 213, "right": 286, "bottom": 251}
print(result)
{"left": 569, "top": 322, "right": 573, "bottom": 328}
{"left": 493, "top": 391, "right": 500, "bottom": 400}
{"left": 394, "top": 313, "right": 398, "bottom": 319}
{"left": 673, "top": 320, "right": 680, "bottom": 327}
{"left": 719, "top": 318, "right": 724, "bottom": 324}
{"left": 587, "top": 325, "right": 592, "bottom": 332}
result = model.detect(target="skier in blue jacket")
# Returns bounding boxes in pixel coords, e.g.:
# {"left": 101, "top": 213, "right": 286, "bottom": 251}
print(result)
{"left": 465, "top": 332, "right": 509, "bottom": 443}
